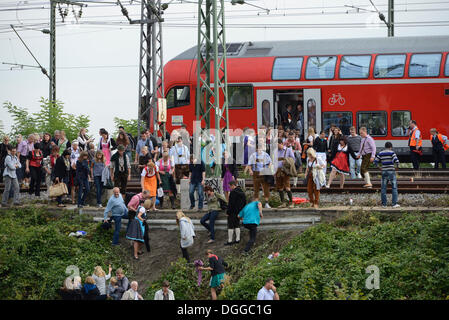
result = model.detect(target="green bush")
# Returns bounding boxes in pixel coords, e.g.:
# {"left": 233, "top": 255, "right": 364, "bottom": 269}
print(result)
{"left": 145, "top": 211, "right": 449, "bottom": 300}
{"left": 223, "top": 211, "right": 449, "bottom": 300}
{"left": 0, "top": 207, "right": 129, "bottom": 300}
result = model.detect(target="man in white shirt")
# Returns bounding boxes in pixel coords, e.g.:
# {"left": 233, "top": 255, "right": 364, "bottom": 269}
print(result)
{"left": 170, "top": 136, "right": 190, "bottom": 184}
{"left": 257, "top": 278, "right": 280, "bottom": 300}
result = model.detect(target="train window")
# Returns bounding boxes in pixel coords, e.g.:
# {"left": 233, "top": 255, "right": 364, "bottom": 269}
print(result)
{"left": 374, "top": 54, "right": 406, "bottom": 78}
{"left": 305, "top": 56, "right": 337, "bottom": 79}
{"left": 272, "top": 57, "right": 303, "bottom": 80}
{"left": 445, "top": 55, "right": 449, "bottom": 76}
{"left": 166, "top": 86, "right": 190, "bottom": 109}
{"left": 339, "top": 55, "right": 371, "bottom": 79}
{"left": 391, "top": 111, "right": 411, "bottom": 137}
{"left": 357, "top": 112, "right": 387, "bottom": 136}
{"left": 409, "top": 53, "right": 442, "bottom": 77}
{"left": 322, "top": 112, "right": 353, "bottom": 136}
{"left": 228, "top": 85, "right": 253, "bottom": 109}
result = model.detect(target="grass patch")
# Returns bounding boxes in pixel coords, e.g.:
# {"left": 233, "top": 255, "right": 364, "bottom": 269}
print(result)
{"left": 0, "top": 206, "right": 130, "bottom": 300}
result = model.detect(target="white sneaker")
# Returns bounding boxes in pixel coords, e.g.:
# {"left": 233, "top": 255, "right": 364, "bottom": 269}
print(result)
{"left": 357, "top": 173, "right": 362, "bottom": 179}
{"left": 392, "top": 204, "right": 400, "bottom": 208}
{"left": 264, "top": 203, "right": 271, "bottom": 209}
{"left": 325, "top": 185, "right": 330, "bottom": 189}
{"left": 382, "top": 205, "right": 387, "bottom": 208}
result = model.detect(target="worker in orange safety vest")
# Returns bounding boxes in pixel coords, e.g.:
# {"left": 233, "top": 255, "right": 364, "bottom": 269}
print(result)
{"left": 430, "top": 128, "right": 448, "bottom": 169}
{"left": 407, "top": 120, "right": 422, "bottom": 169}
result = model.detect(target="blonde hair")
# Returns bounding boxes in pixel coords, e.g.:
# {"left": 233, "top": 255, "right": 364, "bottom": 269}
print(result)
{"left": 85, "top": 276, "right": 95, "bottom": 285}
{"left": 176, "top": 211, "right": 191, "bottom": 225}
{"left": 73, "top": 276, "right": 82, "bottom": 287}
{"left": 63, "top": 277, "right": 74, "bottom": 290}
{"left": 143, "top": 199, "right": 153, "bottom": 210}
{"left": 308, "top": 127, "right": 316, "bottom": 136}
{"left": 142, "top": 146, "right": 149, "bottom": 153}
{"left": 110, "top": 277, "right": 117, "bottom": 285}
{"left": 94, "top": 266, "right": 106, "bottom": 278}
{"left": 307, "top": 147, "right": 317, "bottom": 159}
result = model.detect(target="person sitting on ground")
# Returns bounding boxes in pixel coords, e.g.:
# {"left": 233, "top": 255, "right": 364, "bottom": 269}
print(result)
{"left": 73, "top": 276, "right": 82, "bottom": 290}
{"left": 224, "top": 180, "right": 246, "bottom": 246}
{"left": 83, "top": 276, "right": 100, "bottom": 300}
{"left": 198, "top": 249, "right": 228, "bottom": 300}
{"left": 200, "top": 186, "right": 228, "bottom": 244}
{"left": 107, "top": 277, "right": 120, "bottom": 300}
{"left": 257, "top": 278, "right": 280, "bottom": 300}
{"left": 57, "top": 277, "right": 82, "bottom": 300}
{"left": 115, "top": 268, "right": 130, "bottom": 300}
{"left": 121, "top": 281, "right": 143, "bottom": 300}
{"left": 154, "top": 280, "right": 175, "bottom": 300}
{"left": 92, "top": 265, "right": 112, "bottom": 300}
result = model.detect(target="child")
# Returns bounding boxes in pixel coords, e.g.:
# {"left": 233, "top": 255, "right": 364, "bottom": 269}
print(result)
{"left": 107, "top": 277, "right": 120, "bottom": 300}
{"left": 374, "top": 142, "right": 400, "bottom": 208}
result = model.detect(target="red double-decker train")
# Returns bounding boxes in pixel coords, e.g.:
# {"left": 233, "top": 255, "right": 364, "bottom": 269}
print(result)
{"left": 160, "top": 35, "right": 449, "bottom": 160}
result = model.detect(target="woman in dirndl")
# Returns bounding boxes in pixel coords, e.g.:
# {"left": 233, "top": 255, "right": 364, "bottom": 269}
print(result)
{"left": 157, "top": 151, "right": 177, "bottom": 209}
{"left": 326, "top": 137, "right": 357, "bottom": 189}
{"left": 126, "top": 200, "right": 152, "bottom": 260}
{"left": 141, "top": 160, "right": 161, "bottom": 211}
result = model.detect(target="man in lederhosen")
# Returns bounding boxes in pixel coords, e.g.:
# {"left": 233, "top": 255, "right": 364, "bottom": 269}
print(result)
{"left": 275, "top": 139, "right": 296, "bottom": 208}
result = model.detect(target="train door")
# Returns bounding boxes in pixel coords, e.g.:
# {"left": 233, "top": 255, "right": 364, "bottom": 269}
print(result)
{"left": 256, "top": 89, "right": 274, "bottom": 128}
{"left": 303, "top": 89, "right": 322, "bottom": 134}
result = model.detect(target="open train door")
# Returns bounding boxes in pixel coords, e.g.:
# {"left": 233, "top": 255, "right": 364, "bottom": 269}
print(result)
{"left": 303, "top": 89, "right": 322, "bottom": 134}
{"left": 256, "top": 89, "right": 274, "bottom": 128}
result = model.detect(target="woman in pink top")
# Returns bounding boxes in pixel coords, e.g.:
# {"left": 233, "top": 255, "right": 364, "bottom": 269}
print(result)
{"left": 97, "top": 129, "right": 116, "bottom": 166}
{"left": 158, "top": 151, "right": 176, "bottom": 209}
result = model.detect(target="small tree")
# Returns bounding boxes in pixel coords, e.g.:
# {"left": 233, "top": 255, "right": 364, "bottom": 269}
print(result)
{"left": 3, "top": 97, "right": 90, "bottom": 141}
{"left": 113, "top": 117, "right": 146, "bottom": 137}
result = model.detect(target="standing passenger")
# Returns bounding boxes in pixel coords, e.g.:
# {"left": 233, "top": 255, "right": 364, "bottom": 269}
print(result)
{"left": 407, "top": 120, "right": 422, "bottom": 170}
{"left": 304, "top": 148, "right": 325, "bottom": 208}
{"left": 347, "top": 126, "right": 363, "bottom": 179}
{"left": 246, "top": 145, "right": 272, "bottom": 208}
{"left": 358, "top": 127, "right": 376, "bottom": 188}
{"left": 430, "top": 128, "right": 448, "bottom": 169}
{"left": 374, "top": 142, "right": 400, "bottom": 208}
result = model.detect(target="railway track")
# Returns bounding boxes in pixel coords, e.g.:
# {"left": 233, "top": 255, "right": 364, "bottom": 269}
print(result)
{"left": 2, "top": 176, "right": 448, "bottom": 194}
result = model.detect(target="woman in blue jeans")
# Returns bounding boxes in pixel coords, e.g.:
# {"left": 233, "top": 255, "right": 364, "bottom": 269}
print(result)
{"left": 91, "top": 151, "right": 105, "bottom": 208}
{"left": 75, "top": 151, "right": 90, "bottom": 208}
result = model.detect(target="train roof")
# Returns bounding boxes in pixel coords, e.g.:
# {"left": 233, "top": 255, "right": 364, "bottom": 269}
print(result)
{"left": 172, "top": 35, "right": 449, "bottom": 60}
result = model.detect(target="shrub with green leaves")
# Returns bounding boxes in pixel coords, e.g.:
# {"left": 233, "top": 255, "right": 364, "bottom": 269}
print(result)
{"left": 146, "top": 211, "right": 449, "bottom": 300}
{"left": 0, "top": 207, "right": 129, "bottom": 300}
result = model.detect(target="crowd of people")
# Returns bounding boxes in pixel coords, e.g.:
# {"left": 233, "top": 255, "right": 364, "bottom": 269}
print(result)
{"left": 1, "top": 119, "right": 448, "bottom": 300}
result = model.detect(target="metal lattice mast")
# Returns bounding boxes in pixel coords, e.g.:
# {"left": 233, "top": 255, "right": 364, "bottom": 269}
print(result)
{"left": 196, "top": 0, "right": 229, "bottom": 177}
{"left": 137, "top": 0, "right": 164, "bottom": 137}
{"left": 49, "top": 0, "right": 56, "bottom": 103}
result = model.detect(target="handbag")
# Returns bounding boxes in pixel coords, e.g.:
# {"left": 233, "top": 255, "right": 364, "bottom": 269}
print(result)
{"left": 104, "top": 177, "right": 114, "bottom": 189}
{"left": 49, "top": 182, "right": 68, "bottom": 198}
{"left": 157, "top": 187, "right": 164, "bottom": 198}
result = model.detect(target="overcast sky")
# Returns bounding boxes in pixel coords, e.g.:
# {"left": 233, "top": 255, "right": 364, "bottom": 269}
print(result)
{"left": 0, "top": 0, "right": 448, "bottom": 138}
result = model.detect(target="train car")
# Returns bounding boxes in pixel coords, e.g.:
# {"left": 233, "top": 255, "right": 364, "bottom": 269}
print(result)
{"left": 161, "top": 36, "right": 449, "bottom": 160}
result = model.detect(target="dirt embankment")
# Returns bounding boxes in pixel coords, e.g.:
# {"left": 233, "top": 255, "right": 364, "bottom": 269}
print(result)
{"left": 120, "top": 228, "right": 300, "bottom": 294}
